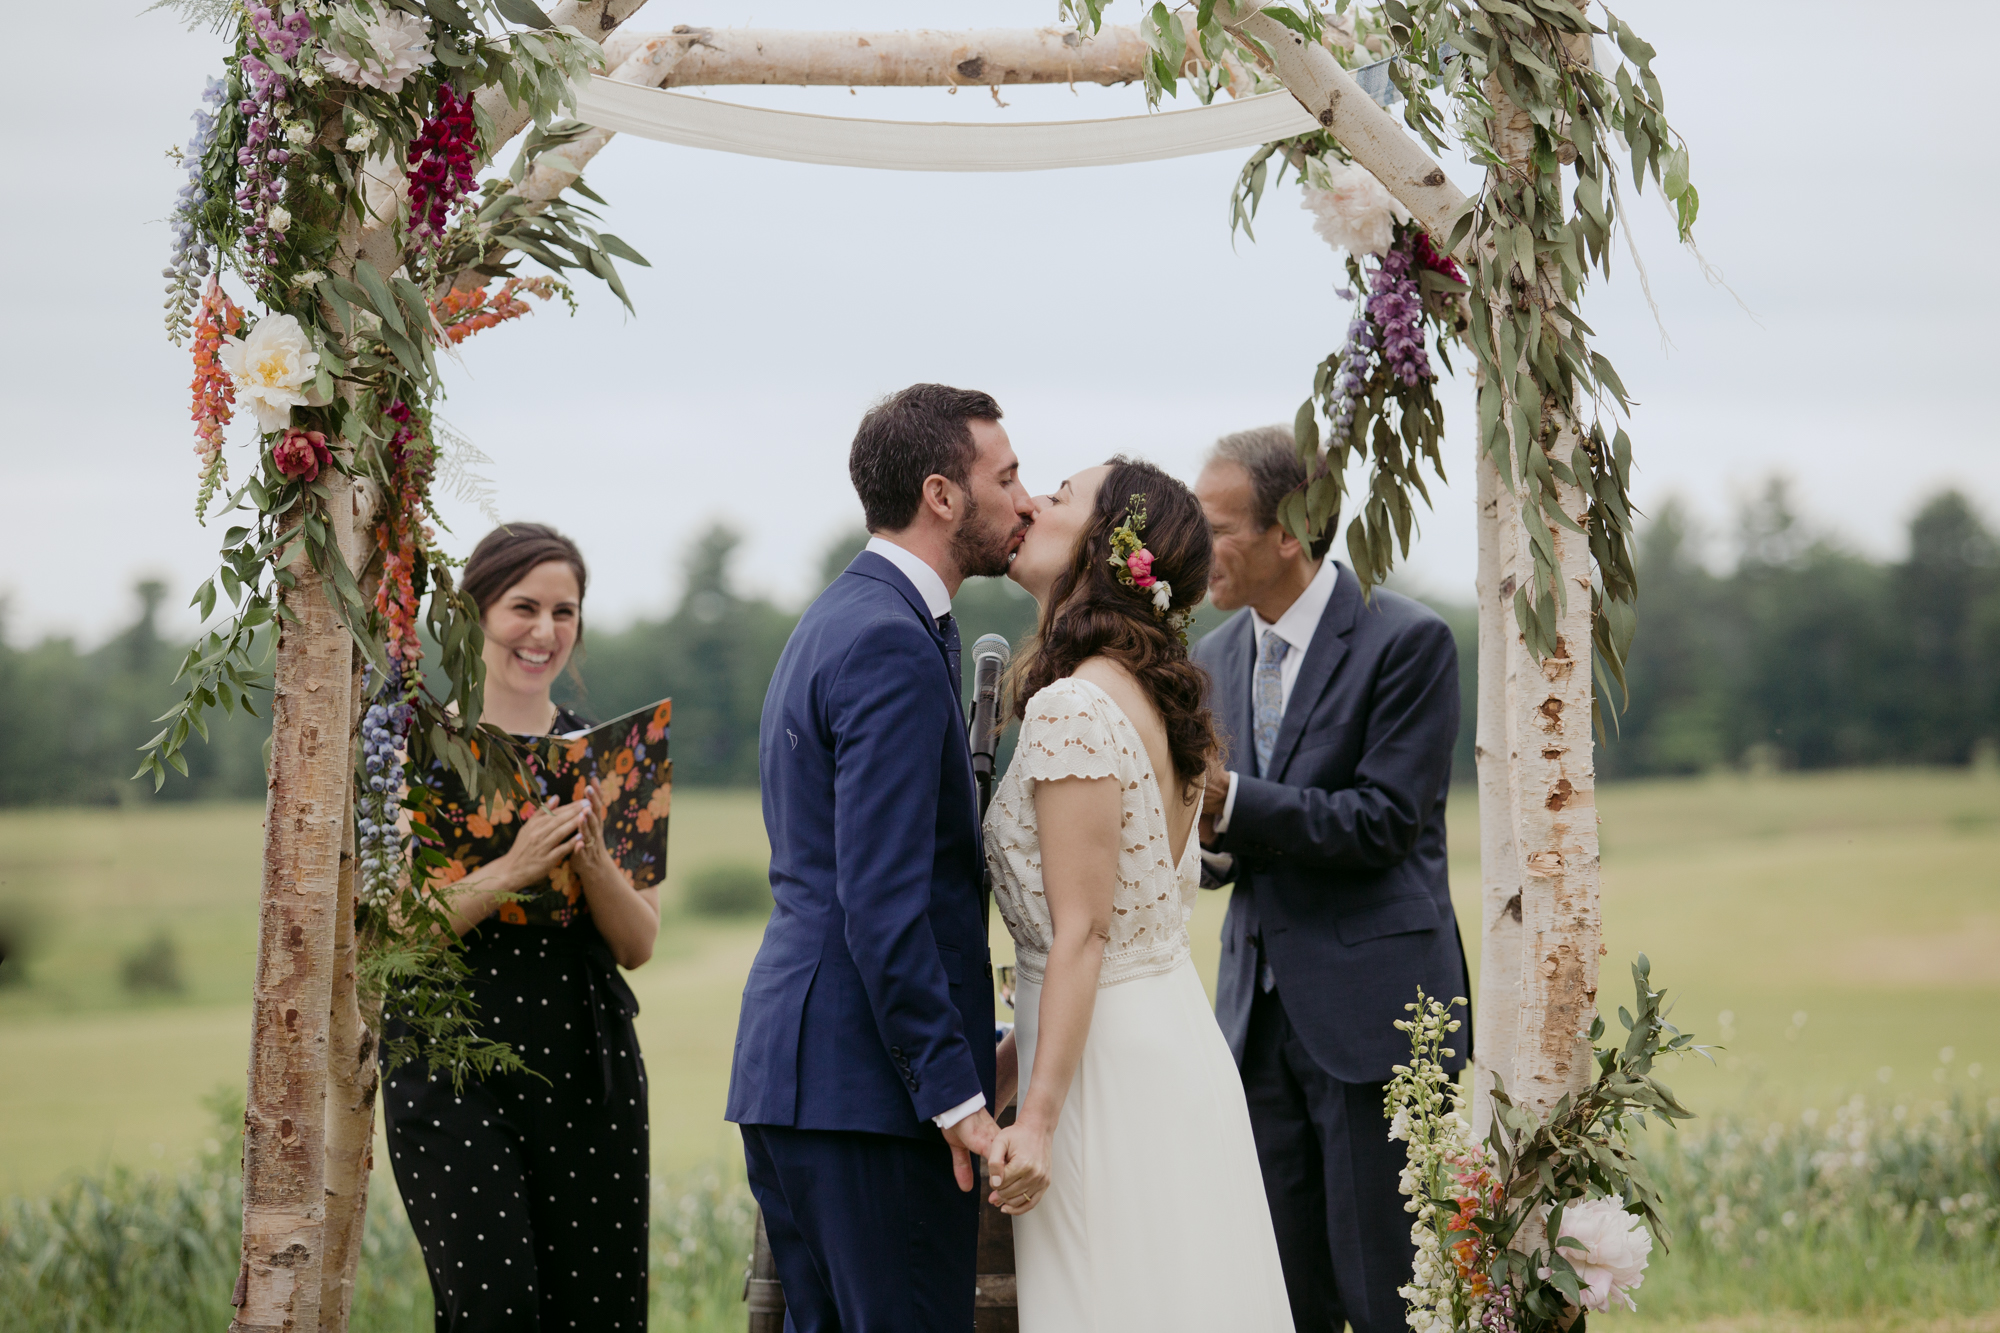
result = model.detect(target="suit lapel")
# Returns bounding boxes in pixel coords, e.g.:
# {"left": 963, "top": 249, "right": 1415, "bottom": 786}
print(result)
{"left": 1266, "top": 564, "right": 1361, "bottom": 781}
{"left": 847, "top": 551, "right": 950, "bottom": 654}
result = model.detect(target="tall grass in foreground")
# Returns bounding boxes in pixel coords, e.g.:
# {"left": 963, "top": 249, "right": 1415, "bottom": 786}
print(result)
{"left": 0, "top": 1096, "right": 756, "bottom": 1333}
{"left": 5, "top": 1093, "right": 1994, "bottom": 1330}
{"left": 1632, "top": 1089, "right": 2000, "bottom": 1321}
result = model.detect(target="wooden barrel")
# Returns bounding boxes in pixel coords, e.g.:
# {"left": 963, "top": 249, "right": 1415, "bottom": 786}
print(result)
{"left": 744, "top": 1207, "right": 784, "bottom": 1333}
{"left": 741, "top": 1101, "right": 1021, "bottom": 1331}
{"left": 973, "top": 1100, "right": 1020, "bottom": 1331}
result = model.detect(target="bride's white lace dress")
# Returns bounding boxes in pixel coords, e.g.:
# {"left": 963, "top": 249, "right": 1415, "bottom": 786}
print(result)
{"left": 986, "top": 677, "right": 1294, "bottom": 1331}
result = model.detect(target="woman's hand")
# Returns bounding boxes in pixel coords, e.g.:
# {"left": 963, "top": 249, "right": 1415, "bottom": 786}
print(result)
{"left": 985, "top": 1119, "right": 1054, "bottom": 1216}
{"left": 571, "top": 784, "right": 617, "bottom": 876}
{"left": 571, "top": 783, "right": 661, "bottom": 969}
{"left": 493, "top": 799, "right": 589, "bottom": 890}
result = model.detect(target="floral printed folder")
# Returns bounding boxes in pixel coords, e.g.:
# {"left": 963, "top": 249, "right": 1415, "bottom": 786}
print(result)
{"left": 414, "top": 699, "right": 672, "bottom": 927}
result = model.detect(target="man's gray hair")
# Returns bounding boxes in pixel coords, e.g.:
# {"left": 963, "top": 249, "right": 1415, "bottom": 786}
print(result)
{"left": 1206, "top": 425, "right": 1334, "bottom": 559}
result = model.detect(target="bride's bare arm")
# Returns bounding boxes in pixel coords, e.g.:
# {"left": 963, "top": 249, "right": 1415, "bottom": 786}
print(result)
{"left": 985, "top": 771, "right": 1120, "bottom": 1215}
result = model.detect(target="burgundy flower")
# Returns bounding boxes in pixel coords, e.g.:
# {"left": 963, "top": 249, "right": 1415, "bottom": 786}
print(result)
{"left": 273, "top": 428, "right": 333, "bottom": 481}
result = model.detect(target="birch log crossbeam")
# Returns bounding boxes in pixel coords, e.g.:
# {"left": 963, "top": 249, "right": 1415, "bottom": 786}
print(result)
{"left": 600, "top": 26, "right": 1151, "bottom": 88}
{"left": 1212, "top": 1, "right": 1468, "bottom": 246}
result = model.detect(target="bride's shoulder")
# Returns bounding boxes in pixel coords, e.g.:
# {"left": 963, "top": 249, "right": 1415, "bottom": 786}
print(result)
{"left": 1016, "top": 677, "right": 1127, "bottom": 782}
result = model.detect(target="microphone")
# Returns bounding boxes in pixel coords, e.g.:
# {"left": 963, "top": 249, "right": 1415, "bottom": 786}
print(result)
{"left": 967, "top": 633, "right": 1011, "bottom": 793}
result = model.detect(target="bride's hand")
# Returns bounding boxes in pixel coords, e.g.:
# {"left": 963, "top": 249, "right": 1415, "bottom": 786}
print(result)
{"left": 986, "top": 1121, "right": 1053, "bottom": 1216}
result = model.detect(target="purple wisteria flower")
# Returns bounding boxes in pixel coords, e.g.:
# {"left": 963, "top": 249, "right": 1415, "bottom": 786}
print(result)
{"left": 1369, "top": 243, "right": 1434, "bottom": 388}
{"left": 164, "top": 77, "right": 227, "bottom": 342}
{"left": 236, "top": 2, "right": 315, "bottom": 267}
{"left": 1328, "top": 311, "right": 1379, "bottom": 443}
{"left": 358, "top": 661, "right": 416, "bottom": 906}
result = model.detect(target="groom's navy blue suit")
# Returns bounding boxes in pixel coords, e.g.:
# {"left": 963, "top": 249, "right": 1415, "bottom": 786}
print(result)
{"left": 727, "top": 550, "right": 994, "bottom": 1333}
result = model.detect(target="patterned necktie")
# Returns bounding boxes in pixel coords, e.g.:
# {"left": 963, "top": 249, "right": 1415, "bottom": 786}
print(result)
{"left": 1253, "top": 628, "right": 1290, "bottom": 779}
{"left": 938, "top": 612, "right": 963, "bottom": 707}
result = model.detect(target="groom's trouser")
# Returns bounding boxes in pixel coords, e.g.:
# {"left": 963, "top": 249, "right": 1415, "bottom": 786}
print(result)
{"left": 1241, "top": 984, "right": 1416, "bottom": 1333}
{"left": 740, "top": 1123, "right": 979, "bottom": 1333}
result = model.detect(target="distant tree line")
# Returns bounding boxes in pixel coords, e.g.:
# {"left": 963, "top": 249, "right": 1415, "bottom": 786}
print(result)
{"left": 3, "top": 485, "right": 1994, "bottom": 806}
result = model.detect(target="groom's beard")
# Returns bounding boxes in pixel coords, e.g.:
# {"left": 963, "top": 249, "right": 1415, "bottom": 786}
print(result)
{"left": 951, "top": 493, "right": 1024, "bottom": 580}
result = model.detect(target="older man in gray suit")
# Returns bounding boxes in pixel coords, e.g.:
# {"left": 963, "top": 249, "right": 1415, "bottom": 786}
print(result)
{"left": 1192, "top": 426, "right": 1471, "bottom": 1333}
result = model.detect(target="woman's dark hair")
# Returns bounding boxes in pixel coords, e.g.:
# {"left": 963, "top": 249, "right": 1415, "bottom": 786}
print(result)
{"left": 1009, "top": 456, "right": 1220, "bottom": 793}
{"left": 463, "top": 522, "right": 589, "bottom": 635}
{"left": 849, "top": 383, "right": 1004, "bottom": 532}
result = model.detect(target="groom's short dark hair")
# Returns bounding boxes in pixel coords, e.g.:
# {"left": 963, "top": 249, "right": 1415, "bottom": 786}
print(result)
{"left": 850, "top": 384, "right": 1004, "bottom": 533}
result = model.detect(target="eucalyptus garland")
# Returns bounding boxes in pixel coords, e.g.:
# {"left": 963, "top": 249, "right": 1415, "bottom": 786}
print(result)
{"left": 1079, "top": 0, "right": 1696, "bottom": 700}
{"left": 144, "top": 0, "right": 648, "bottom": 1086}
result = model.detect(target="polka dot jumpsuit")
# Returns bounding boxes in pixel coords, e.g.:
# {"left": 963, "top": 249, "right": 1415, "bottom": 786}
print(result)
{"left": 387, "top": 714, "right": 651, "bottom": 1332}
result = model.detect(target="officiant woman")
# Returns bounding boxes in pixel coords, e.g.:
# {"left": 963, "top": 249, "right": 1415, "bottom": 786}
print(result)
{"left": 383, "top": 522, "right": 660, "bottom": 1333}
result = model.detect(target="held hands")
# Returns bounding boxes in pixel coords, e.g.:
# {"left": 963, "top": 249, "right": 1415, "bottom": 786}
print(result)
{"left": 984, "top": 1118, "right": 1053, "bottom": 1216}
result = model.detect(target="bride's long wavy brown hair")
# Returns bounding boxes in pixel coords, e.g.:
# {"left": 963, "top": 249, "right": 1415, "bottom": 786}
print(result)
{"left": 1009, "top": 456, "right": 1220, "bottom": 794}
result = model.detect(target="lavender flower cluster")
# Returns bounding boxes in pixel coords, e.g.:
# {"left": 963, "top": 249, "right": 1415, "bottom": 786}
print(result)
{"left": 1368, "top": 243, "right": 1434, "bottom": 388}
{"left": 164, "top": 78, "right": 227, "bottom": 344}
{"left": 357, "top": 663, "right": 416, "bottom": 906}
{"left": 1327, "top": 307, "right": 1380, "bottom": 443}
{"left": 1325, "top": 232, "right": 1439, "bottom": 444}
{"left": 236, "top": 3, "right": 315, "bottom": 267}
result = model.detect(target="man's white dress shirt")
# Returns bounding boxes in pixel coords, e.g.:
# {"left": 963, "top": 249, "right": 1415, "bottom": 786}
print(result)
{"left": 1214, "top": 557, "right": 1339, "bottom": 834}
{"left": 862, "top": 537, "right": 987, "bottom": 1133}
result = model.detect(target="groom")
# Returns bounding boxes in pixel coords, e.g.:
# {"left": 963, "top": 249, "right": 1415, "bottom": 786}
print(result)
{"left": 727, "top": 384, "right": 1035, "bottom": 1332}
{"left": 1193, "top": 426, "right": 1471, "bottom": 1333}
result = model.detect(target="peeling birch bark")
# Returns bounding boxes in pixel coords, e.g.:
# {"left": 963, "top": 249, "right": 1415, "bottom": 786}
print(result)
{"left": 1484, "top": 66, "right": 1602, "bottom": 1141}
{"left": 600, "top": 25, "right": 1151, "bottom": 88}
{"left": 1471, "top": 411, "right": 1525, "bottom": 1140}
{"left": 231, "top": 486, "right": 357, "bottom": 1333}
{"left": 319, "top": 487, "right": 382, "bottom": 1333}
{"left": 1214, "top": 2, "right": 1468, "bottom": 244}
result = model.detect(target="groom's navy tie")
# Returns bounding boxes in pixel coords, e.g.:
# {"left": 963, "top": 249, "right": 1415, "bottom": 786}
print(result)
{"left": 938, "top": 612, "right": 963, "bottom": 706}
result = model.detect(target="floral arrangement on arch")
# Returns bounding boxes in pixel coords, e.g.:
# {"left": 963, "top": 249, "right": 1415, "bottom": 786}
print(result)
{"left": 149, "top": 0, "right": 648, "bottom": 1084}
{"left": 1388, "top": 958, "right": 1703, "bottom": 1332}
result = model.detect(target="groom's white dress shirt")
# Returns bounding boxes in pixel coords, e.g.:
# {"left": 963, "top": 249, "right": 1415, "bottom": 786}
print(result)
{"left": 1213, "top": 556, "right": 1339, "bottom": 835}
{"left": 862, "top": 536, "right": 987, "bottom": 1133}
{"left": 865, "top": 536, "right": 953, "bottom": 620}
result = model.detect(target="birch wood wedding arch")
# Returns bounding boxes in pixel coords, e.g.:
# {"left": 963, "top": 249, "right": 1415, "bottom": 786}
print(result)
{"left": 208, "top": 2, "right": 1663, "bottom": 1327}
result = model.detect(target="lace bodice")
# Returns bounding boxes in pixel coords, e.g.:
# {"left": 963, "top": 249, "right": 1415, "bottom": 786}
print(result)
{"left": 984, "top": 677, "right": 1201, "bottom": 989}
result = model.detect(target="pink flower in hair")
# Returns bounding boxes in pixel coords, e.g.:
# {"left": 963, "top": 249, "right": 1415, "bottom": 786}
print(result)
{"left": 1125, "top": 548, "right": 1156, "bottom": 587}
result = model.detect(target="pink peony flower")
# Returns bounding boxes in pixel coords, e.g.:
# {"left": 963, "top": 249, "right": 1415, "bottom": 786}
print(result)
{"left": 1542, "top": 1198, "right": 1653, "bottom": 1313}
{"left": 1125, "top": 548, "right": 1156, "bottom": 587}
{"left": 273, "top": 428, "right": 333, "bottom": 482}
{"left": 1301, "top": 159, "right": 1411, "bottom": 258}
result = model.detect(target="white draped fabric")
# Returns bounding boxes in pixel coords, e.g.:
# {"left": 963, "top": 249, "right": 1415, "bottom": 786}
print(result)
{"left": 572, "top": 75, "right": 1322, "bottom": 172}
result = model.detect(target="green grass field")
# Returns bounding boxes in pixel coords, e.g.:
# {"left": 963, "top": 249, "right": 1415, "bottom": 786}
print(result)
{"left": 2, "top": 770, "right": 1996, "bottom": 1200}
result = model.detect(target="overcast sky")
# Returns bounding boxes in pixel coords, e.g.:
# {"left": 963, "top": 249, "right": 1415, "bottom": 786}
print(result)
{"left": 4, "top": 0, "right": 1995, "bottom": 645}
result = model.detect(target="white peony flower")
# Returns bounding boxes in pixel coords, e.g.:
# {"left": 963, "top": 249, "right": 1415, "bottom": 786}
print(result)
{"left": 219, "top": 313, "right": 321, "bottom": 434}
{"left": 1545, "top": 1198, "right": 1653, "bottom": 1312}
{"left": 1300, "top": 159, "right": 1411, "bottom": 258}
{"left": 1151, "top": 581, "right": 1173, "bottom": 612}
{"left": 318, "top": 10, "right": 433, "bottom": 94}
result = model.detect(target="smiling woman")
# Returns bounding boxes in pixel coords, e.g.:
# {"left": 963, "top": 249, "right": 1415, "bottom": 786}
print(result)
{"left": 382, "top": 520, "right": 664, "bottom": 1331}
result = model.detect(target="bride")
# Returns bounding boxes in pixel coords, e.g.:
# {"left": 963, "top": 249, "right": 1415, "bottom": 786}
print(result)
{"left": 983, "top": 457, "right": 1294, "bottom": 1331}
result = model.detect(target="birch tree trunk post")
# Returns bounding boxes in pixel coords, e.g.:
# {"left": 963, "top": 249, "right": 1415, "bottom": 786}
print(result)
{"left": 1483, "top": 65, "right": 1602, "bottom": 1142}
{"left": 232, "top": 481, "right": 358, "bottom": 1333}
{"left": 319, "top": 483, "right": 382, "bottom": 1332}
{"left": 1471, "top": 395, "right": 1526, "bottom": 1139}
